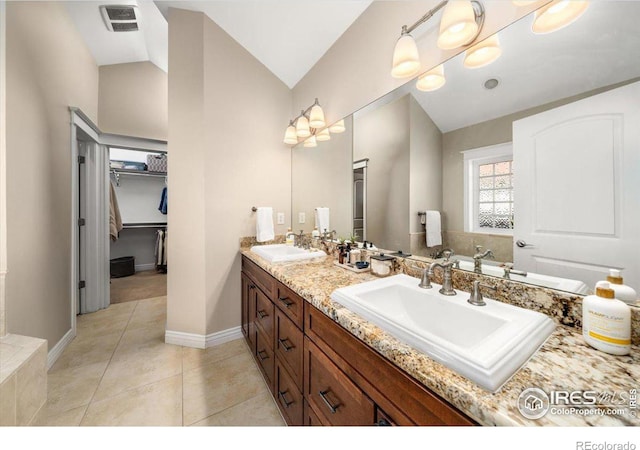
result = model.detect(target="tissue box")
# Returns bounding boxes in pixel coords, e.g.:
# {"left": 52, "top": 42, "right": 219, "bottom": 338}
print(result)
{"left": 147, "top": 154, "right": 167, "bottom": 173}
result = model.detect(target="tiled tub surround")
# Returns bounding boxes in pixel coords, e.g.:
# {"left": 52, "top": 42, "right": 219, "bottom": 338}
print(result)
{"left": 240, "top": 242, "right": 639, "bottom": 426}
{"left": 0, "top": 334, "right": 47, "bottom": 425}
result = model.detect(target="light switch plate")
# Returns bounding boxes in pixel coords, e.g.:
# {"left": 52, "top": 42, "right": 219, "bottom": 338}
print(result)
{"left": 298, "top": 212, "right": 306, "bottom": 224}
{"left": 277, "top": 212, "right": 285, "bottom": 225}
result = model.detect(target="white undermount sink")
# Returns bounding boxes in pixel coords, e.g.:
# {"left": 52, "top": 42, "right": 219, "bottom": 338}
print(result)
{"left": 330, "top": 274, "right": 556, "bottom": 392}
{"left": 250, "top": 244, "right": 326, "bottom": 263}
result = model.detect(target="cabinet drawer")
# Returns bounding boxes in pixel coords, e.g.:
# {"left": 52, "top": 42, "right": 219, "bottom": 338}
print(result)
{"left": 255, "top": 288, "right": 274, "bottom": 345}
{"left": 304, "top": 337, "right": 375, "bottom": 426}
{"left": 255, "top": 327, "right": 274, "bottom": 394}
{"left": 275, "top": 309, "right": 303, "bottom": 390}
{"left": 242, "top": 256, "right": 274, "bottom": 299}
{"left": 275, "top": 359, "right": 303, "bottom": 426}
{"left": 274, "top": 282, "right": 304, "bottom": 329}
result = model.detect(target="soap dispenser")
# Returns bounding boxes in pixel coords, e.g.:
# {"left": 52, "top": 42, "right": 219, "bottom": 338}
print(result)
{"left": 582, "top": 281, "right": 631, "bottom": 356}
{"left": 606, "top": 269, "right": 638, "bottom": 305}
{"left": 285, "top": 228, "right": 295, "bottom": 246}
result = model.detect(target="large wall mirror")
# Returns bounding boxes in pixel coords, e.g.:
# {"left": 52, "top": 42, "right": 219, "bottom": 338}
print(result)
{"left": 291, "top": 1, "right": 640, "bottom": 300}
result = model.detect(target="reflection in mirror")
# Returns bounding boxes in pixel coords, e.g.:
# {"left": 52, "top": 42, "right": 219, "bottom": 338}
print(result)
{"left": 291, "top": 1, "right": 640, "bottom": 301}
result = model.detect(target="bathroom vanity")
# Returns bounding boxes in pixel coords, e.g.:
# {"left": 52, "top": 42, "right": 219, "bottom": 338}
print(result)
{"left": 240, "top": 248, "right": 639, "bottom": 426}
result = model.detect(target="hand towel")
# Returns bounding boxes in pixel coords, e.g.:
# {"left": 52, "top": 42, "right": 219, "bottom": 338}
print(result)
{"left": 315, "top": 207, "right": 330, "bottom": 234}
{"left": 256, "top": 207, "right": 275, "bottom": 242}
{"left": 109, "top": 181, "right": 123, "bottom": 241}
{"left": 425, "top": 210, "right": 442, "bottom": 247}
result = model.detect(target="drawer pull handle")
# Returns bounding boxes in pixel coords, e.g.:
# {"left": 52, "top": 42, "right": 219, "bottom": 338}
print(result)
{"left": 278, "top": 390, "right": 294, "bottom": 408}
{"left": 257, "top": 349, "right": 269, "bottom": 361}
{"left": 278, "top": 338, "right": 294, "bottom": 352}
{"left": 376, "top": 418, "right": 391, "bottom": 426}
{"left": 278, "top": 297, "right": 294, "bottom": 308}
{"left": 319, "top": 390, "right": 340, "bottom": 414}
{"left": 257, "top": 310, "right": 268, "bottom": 319}
{"left": 249, "top": 284, "right": 256, "bottom": 290}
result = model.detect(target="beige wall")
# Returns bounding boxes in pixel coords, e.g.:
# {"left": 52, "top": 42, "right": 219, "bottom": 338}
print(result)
{"left": 98, "top": 62, "right": 168, "bottom": 141}
{"left": 167, "top": 9, "right": 292, "bottom": 336}
{"left": 292, "top": 116, "right": 353, "bottom": 238}
{"left": 292, "top": 1, "right": 539, "bottom": 128}
{"left": 409, "top": 96, "right": 442, "bottom": 255}
{"left": 5, "top": 2, "right": 99, "bottom": 348}
{"left": 354, "top": 95, "right": 410, "bottom": 251}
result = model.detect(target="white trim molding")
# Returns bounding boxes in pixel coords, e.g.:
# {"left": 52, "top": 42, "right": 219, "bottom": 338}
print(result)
{"left": 165, "top": 326, "right": 243, "bottom": 349}
{"left": 0, "top": 1, "right": 8, "bottom": 338}
{"left": 47, "top": 328, "right": 75, "bottom": 370}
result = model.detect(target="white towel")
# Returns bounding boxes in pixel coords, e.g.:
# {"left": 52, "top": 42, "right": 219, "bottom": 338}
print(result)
{"left": 256, "top": 207, "right": 274, "bottom": 242}
{"left": 425, "top": 210, "right": 442, "bottom": 247}
{"left": 315, "top": 207, "right": 330, "bottom": 234}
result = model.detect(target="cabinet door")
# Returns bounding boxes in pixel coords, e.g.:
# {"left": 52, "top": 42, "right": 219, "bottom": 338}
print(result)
{"left": 254, "top": 288, "right": 274, "bottom": 346}
{"left": 275, "top": 359, "right": 303, "bottom": 426}
{"left": 275, "top": 309, "right": 303, "bottom": 390}
{"left": 304, "top": 337, "right": 375, "bottom": 426}
{"left": 255, "top": 327, "right": 275, "bottom": 394}
{"left": 241, "top": 273, "right": 256, "bottom": 353}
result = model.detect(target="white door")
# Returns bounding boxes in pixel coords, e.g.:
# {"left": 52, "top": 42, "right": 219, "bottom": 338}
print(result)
{"left": 513, "top": 81, "right": 640, "bottom": 291}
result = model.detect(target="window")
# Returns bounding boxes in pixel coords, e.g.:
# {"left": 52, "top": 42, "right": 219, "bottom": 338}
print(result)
{"left": 463, "top": 143, "right": 513, "bottom": 235}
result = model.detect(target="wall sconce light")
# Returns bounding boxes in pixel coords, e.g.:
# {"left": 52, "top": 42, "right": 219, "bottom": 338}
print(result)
{"left": 463, "top": 33, "right": 502, "bottom": 68}
{"left": 531, "top": 0, "right": 589, "bottom": 34}
{"left": 416, "top": 64, "right": 446, "bottom": 91}
{"left": 391, "top": 0, "right": 485, "bottom": 79}
{"left": 283, "top": 99, "right": 344, "bottom": 147}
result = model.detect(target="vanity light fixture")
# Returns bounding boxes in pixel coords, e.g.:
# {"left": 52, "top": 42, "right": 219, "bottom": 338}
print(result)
{"left": 303, "top": 135, "right": 317, "bottom": 148}
{"left": 328, "top": 119, "right": 346, "bottom": 134}
{"left": 316, "top": 128, "right": 331, "bottom": 142}
{"left": 391, "top": 1, "right": 485, "bottom": 79}
{"left": 512, "top": 0, "right": 538, "bottom": 5}
{"left": 463, "top": 33, "right": 502, "bottom": 68}
{"left": 532, "top": 0, "right": 589, "bottom": 34}
{"left": 283, "top": 121, "right": 298, "bottom": 145}
{"left": 283, "top": 98, "right": 342, "bottom": 146}
{"left": 416, "top": 64, "right": 446, "bottom": 92}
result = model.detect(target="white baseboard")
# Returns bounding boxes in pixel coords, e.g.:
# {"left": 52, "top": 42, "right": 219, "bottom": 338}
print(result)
{"left": 135, "top": 263, "right": 156, "bottom": 272}
{"left": 164, "top": 326, "right": 242, "bottom": 349}
{"left": 47, "top": 328, "right": 75, "bottom": 369}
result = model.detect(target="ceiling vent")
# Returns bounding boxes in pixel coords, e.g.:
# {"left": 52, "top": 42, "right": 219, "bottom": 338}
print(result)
{"left": 100, "top": 5, "right": 139, "bottom": 32}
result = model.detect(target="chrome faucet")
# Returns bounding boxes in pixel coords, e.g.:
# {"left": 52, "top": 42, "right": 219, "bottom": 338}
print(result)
{"left": 473, "top": 245, "right": 494, "bottom": 273}
{"left": 295, "top": 230, "right": 306, "bottom": 248}
{"left": 467, "top": 280, "right": 497, "bottom": 307}
{"left": 428, "top": 259, "right": 458, "bottom": 296}
{"left": 410, "top": 265, "right": 432, "bottom": 289}
{"left": 503, "top": 263, "right": 527, "bottom": 279}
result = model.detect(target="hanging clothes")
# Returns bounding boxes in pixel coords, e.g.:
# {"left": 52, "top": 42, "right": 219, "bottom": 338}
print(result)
{"left": 109, "top": 181, "right": 123, "bottom": 241}
{"left": 158, "top": 187, "right": 168, "bottom": 215}
{"left": 155, "top": 229, "right": 167, "bottom": 273}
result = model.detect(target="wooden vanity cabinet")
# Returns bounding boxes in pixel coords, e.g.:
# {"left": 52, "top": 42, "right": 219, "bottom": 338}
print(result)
{"left": 240, "top": 255, "right": 476, "bottom": 427}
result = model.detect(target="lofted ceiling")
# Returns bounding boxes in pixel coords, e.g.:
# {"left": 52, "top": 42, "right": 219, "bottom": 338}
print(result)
{"left": 63, "top": 0, "right": 372, "bottom": 88}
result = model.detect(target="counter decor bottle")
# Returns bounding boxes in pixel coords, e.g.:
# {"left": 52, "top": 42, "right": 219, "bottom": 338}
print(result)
{"left": 582, "top": 281, "right": 631, "bottom": 356}
{"left": 285, "top": 228, "right": 295, "bottom": 246}
{"left": 606, "top": 269, "right": 638, "bottom": 305}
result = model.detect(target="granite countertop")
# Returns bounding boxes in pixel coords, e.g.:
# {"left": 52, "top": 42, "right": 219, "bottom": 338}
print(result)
{"left": 241, "top": 248, "right": 640, "bottom": 427}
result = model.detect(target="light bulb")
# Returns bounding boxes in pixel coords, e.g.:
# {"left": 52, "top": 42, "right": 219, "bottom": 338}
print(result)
{"left": 416, "top": 64, "right": 446, "bottom": 92}
{"left": 328, "top": 119, "right": 345, "bottom": 133}
{"left": 309, "top": 101, "right": 326, "bottom": 129}
{"left": 303, "top": 135, "right": 317, "bottom": 148}
{"left": 316, "top": 128, "right": 331, "bottom": 141}
{"left": 532, "top": 0, "right": 589, "bottom": 34}
{"left": 391, "top": 33, "right": 420, "bottom": 78}
{"left": 283, "top": 124, "right": 298, "bottom": 145}
{"left": 463, "top": 33, "right": 502, "bottom": 69}
{"left": 437, "top": 1, "right": 480, "bottom": 50}
{"left": 296, "top": 113, "right": 311, "bottom": 138}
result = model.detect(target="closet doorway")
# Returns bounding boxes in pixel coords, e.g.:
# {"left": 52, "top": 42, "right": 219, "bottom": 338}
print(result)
{"left": 108, "top": 148, "right": 167, "bottom": 305}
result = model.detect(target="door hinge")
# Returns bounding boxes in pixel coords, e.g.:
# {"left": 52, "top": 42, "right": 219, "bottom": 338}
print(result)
{"left": 78, "top": 280, "right": 86, "bottom": 289}
{"left": 78, "top": 218, "right": 86, "bottom": 227}
{"left": 78, "top": 155, "right": 86, "bottom": 164}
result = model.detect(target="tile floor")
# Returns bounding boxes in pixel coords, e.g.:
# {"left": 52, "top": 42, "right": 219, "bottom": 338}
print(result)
{"left": 31, "top": 296, "right": 285, "bottom": 426}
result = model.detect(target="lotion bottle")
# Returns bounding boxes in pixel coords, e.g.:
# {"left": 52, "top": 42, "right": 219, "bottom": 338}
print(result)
{"left": 285, "top": 228, "right": 295, "bottom": 246}
{"left": 606, "top": 269, "right": 638, "bottom": 305}
{"left": 582, "top": 281, "right": 631, "bottom": 356}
